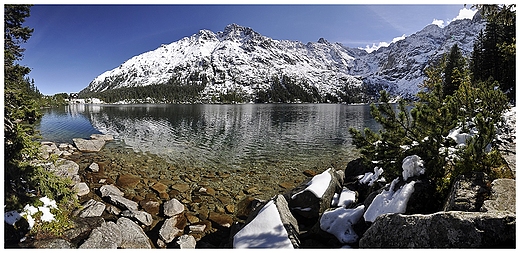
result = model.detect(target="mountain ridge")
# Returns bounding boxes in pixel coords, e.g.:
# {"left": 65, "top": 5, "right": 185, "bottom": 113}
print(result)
{"left": 80, "top": 13, "right": 485, "bottom": 103}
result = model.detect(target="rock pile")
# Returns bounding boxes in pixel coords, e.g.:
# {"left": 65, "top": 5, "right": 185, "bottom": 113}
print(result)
{"left": 6, "top": 134, "right": 516, "bottom": 249}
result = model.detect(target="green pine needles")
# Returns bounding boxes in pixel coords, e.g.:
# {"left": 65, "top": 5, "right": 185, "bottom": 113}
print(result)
{"left": 350, "top": 46, "right": 510, "bottom": 211}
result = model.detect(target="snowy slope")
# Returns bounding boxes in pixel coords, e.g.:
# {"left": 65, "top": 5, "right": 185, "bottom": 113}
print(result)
{"left": 82, "top": 13, "right": 485, "bottom": 101}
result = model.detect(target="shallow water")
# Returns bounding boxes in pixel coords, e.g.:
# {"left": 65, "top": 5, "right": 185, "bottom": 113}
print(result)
{"left": 37, "top": 103, "right": 379, "bottom": 216}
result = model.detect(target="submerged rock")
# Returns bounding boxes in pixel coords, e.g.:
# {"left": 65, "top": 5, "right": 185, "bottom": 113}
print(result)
{"left": 73, "top": 138, "right": 106, "bottom": 152}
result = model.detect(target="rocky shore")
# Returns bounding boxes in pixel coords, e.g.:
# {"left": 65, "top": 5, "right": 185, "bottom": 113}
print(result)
{"left": 5, "top": 133, "right": 516, "bottom": 248}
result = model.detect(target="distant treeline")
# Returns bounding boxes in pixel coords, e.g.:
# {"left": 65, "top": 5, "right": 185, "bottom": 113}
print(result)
{"left": 79, "top": 74, "right": 368, "bottom": 104}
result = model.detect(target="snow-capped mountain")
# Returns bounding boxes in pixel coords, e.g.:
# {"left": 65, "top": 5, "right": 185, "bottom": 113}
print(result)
{"left": 81, "top": 12, "right": 485, "bottom": 102}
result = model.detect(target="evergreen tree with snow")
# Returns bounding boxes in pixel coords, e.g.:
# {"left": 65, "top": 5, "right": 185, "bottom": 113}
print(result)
{"left": 350, "top": 43, "right": 509, "bottom": 211}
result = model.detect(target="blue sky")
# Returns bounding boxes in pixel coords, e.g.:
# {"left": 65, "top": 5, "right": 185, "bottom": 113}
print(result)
{"left": 15, "top": 2, "right": 477, "bottom": 95}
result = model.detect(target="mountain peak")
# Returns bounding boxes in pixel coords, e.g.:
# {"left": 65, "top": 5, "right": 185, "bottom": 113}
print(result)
{"left": 83, "top": 18, "right": 486, "bottom": 102}
{"left": 220, "top": 23, "right": 261, "bottom": 41}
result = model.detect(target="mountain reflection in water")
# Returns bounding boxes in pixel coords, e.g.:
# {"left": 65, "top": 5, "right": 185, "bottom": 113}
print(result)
{"left": 39, "top": 103, "right": 378, "bottom": 173}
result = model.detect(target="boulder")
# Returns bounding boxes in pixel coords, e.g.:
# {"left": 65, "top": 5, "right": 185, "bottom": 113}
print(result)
{"left": 117, "top": 217, "right": 152, "bottom": 249}
{"left": 105, "top": 194, "right": 139, "bottom": 211}
{"left": 74, "top": 182, "right": 90, "bottom": 197}
{"left": 121, "top": 209, "right": 153, "bottom": 226}
{"left": 62, "top": 217, "right": 104, "bottom": 245}
{"left": 233, "top": 195, "right": 300, "bottom": 248}
{"left": 87, "top": 162, "right": 100, "bottom": 172}
{"left": 98, "top": 184, "right": 124, "bottom": 198}
{"left": 140, "top": 199, "right": 161, "bottom": 215}
{"left": 481, "top": 178, "right": 516, "bottom": 213}
{"left": 176, "top": 234, "right": 197, "bottom": 249}
{"left": 163, "top": 198, "right": 185, "bottom": 217}
{"left": 46, "top": 158, "right": 80, "bottom": 181}
{"left": 344, "top": 158, "right": 371, "bottom": 183}
{"left": 159, "top": 214, "right": 187, "bottom": 243}
{"left": 288, "top": 168, "right": 342, "bottom": 220}
{"left": 116, "top": 174, "right": 141, "bottom": 189}
{"left": 209, "top": 212, "right": 234, "bottom": 228}
{"left": 32, "top": 238, "right": 74, "bottom": 249}
{"left": 359, "top": 211, "right": 516, "bottom": 248}
{"left": 79, "top": 220, "right": 122, "bottom": 249}
{"left": 443, "top": 172, "right": 489, "bottom": 212}
{"left": 73, "top": 138, "right": 106, "bottom": 152}
{"left": 77, "top": 199, "right": 106, "bottom": 218}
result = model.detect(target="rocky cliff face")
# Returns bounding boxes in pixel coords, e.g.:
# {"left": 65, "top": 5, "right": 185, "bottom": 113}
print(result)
{"left": 81, "top": 13, "right": 485, "bottom": 102}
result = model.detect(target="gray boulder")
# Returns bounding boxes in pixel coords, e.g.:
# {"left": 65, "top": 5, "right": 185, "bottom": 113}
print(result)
{"left": 32, "top": 238, "right": 73, "bottom": 249}
{"left": 481, "top": 178, "right": 516, "bottom": 213}
{"left": 105, "top": 194, "right": 139, "bottom": 211}
{"left": 99, "top": 184, "right": 124, "bottom": 198}
{"left": 79, "top": 220, "right": 122, "bottom": 249}
{"left": 74, "top": 182, "right": 90, "bottom": 197}
{"left": 73, "top": 138, "right": 106, "bottom": 152}
{"left": 288, "top": 168, "right": 342, "bottom": 219}
{"left": 159, "top": 214, "right": 187, "bottom": 243}
{"left": 359, "top": 211, "right": 516, "bottom": 248}
{"left": 46, "top": 158, "right": 79, "bottom": 181}
{"left": 121, "top": 209, "right": 153, "bottom": 226}
{"left": 177, "top": 235, "right": 197, "bottom": 249}
{"left": 87, "top": 162, "right": 100, "bottom": 172}
{"left": 117, "top": 217, "right": 152, "bottom": 249}
{"left": 77, "top": 199, "right": 106, "bottom": 218}
{"left": 163, "top": 198, "right": 185, "bottom": 217}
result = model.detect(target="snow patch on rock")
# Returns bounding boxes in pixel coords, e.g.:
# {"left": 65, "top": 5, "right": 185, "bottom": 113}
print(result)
{"left": 320, "top": 205, "right": 365, "bottom": 244}
{"left": 233, "top": 200, "right": 294, "bottom": 248}
{"left": 292, "top": 168, "right": 332, "bottom": 199}
{"left": 364, "top": 179, "right": 416, "bottom": 223}
{"left": 402, "top": 155, "right": 425, "bottom": 181}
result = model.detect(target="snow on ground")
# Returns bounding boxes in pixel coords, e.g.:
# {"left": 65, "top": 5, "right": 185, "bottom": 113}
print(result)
{"left": 402, "top": 155, "right": 425, "bottom": 181}
{"left": 233, "top": 199, "right": 294, "bottom": 248}
{"left": 363, "top": 178, "right": 416, "bottom": 223}
{"left": 4, "top": 196, "right": 58, "bottom": 229}
{"left": 291, "top": 168, "right": 332, "bottom": 199}
{"left": 320, "top": 205, "right": 365, "bottom": 244}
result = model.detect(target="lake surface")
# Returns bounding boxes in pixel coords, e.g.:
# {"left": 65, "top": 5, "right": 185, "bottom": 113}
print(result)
{"left": 37, "top": 103, "right": 378, "bottom": 174}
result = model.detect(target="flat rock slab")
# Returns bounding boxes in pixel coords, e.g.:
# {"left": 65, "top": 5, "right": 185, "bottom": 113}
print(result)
{"left": 73, "top": 138, "right": 106, "bottom": 152}
{"left": 359, "top": 211, "right": 516, "bottom": 248}
{"left": 481, "top": 178, "right": 516, "bottom": 213}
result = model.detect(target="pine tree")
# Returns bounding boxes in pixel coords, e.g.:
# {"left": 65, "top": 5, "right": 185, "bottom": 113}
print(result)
{"left": 443, "top": 44, "right": 466, "bottom": 97}
{"left": 471, "top": 4, "right": 516, "bottom": 102}
{"left": 350, "top": 46, "right": 509, "bottom": 212}
{"left": 4, "top": 5, "right": 75, "bottom": 213}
